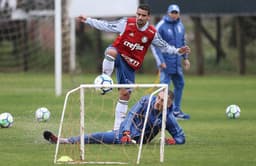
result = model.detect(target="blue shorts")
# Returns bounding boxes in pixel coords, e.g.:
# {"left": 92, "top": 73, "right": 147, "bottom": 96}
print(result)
{"left": 115, "top": 54, "right": 135, "bottom": 84}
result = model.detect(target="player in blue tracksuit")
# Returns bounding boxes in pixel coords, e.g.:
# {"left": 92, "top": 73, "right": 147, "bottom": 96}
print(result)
{"left": 151, "top": 4, "right": 191, "bottom": 120}
{"left": 43, "top": 90, "right": 185, "bottom": 145}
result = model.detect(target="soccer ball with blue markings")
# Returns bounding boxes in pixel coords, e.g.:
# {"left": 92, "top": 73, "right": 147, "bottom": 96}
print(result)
{"left": 35, "top": 107, "right": 51, "bottom": 122}
{"left": 0, "top": 112, "right": 14, "bottom": 128}
{"left": 226, "top": 104, "right": 241, "bottom": 119}
{"left": 94, "top": 74, "right": 113, "bottom": 95}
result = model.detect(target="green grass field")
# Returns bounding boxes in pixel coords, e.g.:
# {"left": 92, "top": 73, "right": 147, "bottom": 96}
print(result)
{"left": 0, "top": 73, "right": 255, "bottom": 166}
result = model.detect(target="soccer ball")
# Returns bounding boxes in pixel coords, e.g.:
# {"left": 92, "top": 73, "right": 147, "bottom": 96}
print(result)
{"left": 225, "top": 104, "right": 241, "bottom": 119}
{"left": 94, "top": 74, "right": 113, "bottom": 94}
{"left": 0, "top": 112, "right": 14, "bottom": 128}
{"left": 35, "top": 107, "right": 51, "bottom": 122}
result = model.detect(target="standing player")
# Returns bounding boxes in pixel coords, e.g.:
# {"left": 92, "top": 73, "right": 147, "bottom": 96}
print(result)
{"left": 77, "top": 4, "right": 191, "bottom": 130}
{"left": 43, "top": 90, "right": 185, "bottom": 145}
{"left": 151, "top": 4, "right": 191, "bottom": 120}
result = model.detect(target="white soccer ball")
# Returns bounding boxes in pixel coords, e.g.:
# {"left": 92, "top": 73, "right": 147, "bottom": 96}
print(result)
{"left": 0, "top": 112, "right": 14, "bottom": 128}
{"left": 35, "top": 107, "right": 51, "bottom": 122}
{"left": 94, "top": 74, "right": 113, "bottom": 94}
{"left": 225, "top": 104, "right": 241, "bottom": 119}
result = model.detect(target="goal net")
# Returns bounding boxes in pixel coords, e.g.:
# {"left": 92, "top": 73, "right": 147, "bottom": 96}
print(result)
{"left": 55, "top": 83, "right": 169, "bottom": 165}
{"left": 0, "top": 1, "right": 70, "bottom": 72}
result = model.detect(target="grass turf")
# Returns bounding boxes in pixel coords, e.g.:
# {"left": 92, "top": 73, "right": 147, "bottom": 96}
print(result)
{"left": 0, "top": 73, "right": 255, "bottom": 166}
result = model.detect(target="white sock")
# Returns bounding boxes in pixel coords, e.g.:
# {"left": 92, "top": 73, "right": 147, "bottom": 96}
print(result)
{"left": 113, "top": 100, "right": 128, "bottom": 130}
{"left": 102, "top": 54, "right": 115, "bottom": 76}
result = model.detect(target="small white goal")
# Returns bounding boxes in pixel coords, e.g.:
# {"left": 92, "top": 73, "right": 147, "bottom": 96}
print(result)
{"left": 54, "top": 83, "right": 168, "bottom": 165}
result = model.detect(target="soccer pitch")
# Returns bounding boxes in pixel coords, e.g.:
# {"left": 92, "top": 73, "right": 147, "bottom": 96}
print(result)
{"left": 0, "top": 73, "right": 255, "bottom": 166}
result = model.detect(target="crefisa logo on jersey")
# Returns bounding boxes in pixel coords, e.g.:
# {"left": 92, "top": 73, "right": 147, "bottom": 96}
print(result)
{"left": 141, "top": 36, "right": 148, "bottom": 43}
{"left": 123, "top": 41, "right": 144, "bottom": 51}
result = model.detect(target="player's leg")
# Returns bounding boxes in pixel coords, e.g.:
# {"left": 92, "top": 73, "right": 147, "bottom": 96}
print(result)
{"left": 159, "top": 69, "right": 171, "bottom": 85}
{"left": 102, "top": 46, "right": 117, "bottom": 76}
{"left": 43, "top": 130, "right": 120, "bottom": 144}
{"left": 113, "top": 89, "right": 131, "bottom": 130}
{"left": 43, "top": 130, "right": 69, "bottom": 144}
{"left": 171, "top": 73, "right": 190, "bottom": 120}
{"left": 68, "top": 130, "right": 120, "bottom": 144}
{"left": 113, "top": 55, "right": 135, "bottom": 130}
{"left": 171, "top": 73, "right": 184, "bottom": 112}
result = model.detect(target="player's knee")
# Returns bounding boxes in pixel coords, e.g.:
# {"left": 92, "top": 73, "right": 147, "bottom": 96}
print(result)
{"left": 174, "top": 136, "right": 185, "bottom": 145}
{"left": 178, "top": 80, "right": 185, "bottom": 89}
{"left": 180, "top": 82, "right": 185, "bottom": 89}
{"left": 105, "top": 47, "right": 118, "bottom": 58}
{"left": 68, "top": 137, "right": 79, "bottom": 144}
{"left": 119, "top": 89, "right": 131, "bottom": 100}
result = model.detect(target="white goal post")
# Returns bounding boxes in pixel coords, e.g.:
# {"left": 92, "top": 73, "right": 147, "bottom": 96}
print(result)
{"left": 54, "top": 83, "right": 168, "bottom": 164}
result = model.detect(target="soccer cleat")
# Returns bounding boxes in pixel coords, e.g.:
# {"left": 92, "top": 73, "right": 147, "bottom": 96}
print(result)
{"left": 43, "top": 130, "right": 58, "bottom": 144}
{"left": 173, "top": 110, "right": 190, "bottom": 120}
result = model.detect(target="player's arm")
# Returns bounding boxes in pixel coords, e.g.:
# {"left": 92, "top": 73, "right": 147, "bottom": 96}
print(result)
{"left": 121, "top": 97, "right": 148, "bottom": 144}
{"left": 152, "top": 32, "right": 190, "bottom": 56}
{"left": 77, "top": 15, "right": 126, "bottom": 33}
{"left": 150, "top": 24, "right": 166, "bottom": 69}
{"left": 122, "top": 98, "right": 145, "bottom": 131}
{"left": 165, "top": 110, "right": 185, "bottom": 145}
{"left": 180, "top": 23, "right": 189, "bottom": 59}
{"left": 181, "top": 25, "right": 191, "bottom": 70}
{"left": 151, "top": 45, "right": 166, "bottom": 69}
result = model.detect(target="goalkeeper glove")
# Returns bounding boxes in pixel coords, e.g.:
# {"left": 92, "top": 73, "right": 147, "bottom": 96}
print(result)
{"left": 165, "top": 138, "right": 176, "bottom": 145}
{"left": 121, "top": 131, "right": 131, "bottom": 144}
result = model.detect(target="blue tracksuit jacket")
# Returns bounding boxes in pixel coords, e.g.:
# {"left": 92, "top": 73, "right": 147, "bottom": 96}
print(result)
{"left": 68, "top": 95, "right": 185, "bottom": 144}
{"left": 151, "top": 15, "right": 188, "bottom": 74}
{"left": 119, "top": 95, "right": 185, "bottom": 144}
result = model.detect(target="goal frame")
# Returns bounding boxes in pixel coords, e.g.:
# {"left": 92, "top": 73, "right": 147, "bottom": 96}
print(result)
{"left": 54, "top": 83, "right": 169, "bottom": 164}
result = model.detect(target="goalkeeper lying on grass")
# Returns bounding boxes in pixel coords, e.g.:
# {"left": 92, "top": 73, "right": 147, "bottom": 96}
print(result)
{"left": 43, "top": 90, "right": 185, "bottom": 145}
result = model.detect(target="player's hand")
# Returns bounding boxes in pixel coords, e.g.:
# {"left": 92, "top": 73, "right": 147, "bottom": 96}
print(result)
{"left": 121, "top": 131, "right": 131, "bottom": 144}
{"left": 183, "top": 59, "right": 190, "bottom": 71}
{"left": 165, "top": 138, "right": 176, "bottom": 145}
{"left": 77, "top": 15, "right": 87, "bottom": 22}
{"left": 178, "top": 46, "right": 191, "bottom": 55}
{"left": 159, "top": 63, "right": 166, "bottom": 69}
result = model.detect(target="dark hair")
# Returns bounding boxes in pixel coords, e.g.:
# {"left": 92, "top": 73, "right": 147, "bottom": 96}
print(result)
{"left": 168, "top": 90, "right": 174, "bottom": 100}
{"left": 138, "top": 4, "right": 151, "bottom": 15}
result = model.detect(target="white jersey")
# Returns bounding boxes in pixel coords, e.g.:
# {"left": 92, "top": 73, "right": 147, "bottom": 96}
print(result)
{"left": 85, "top": 17, "right": 180, "bottom": 55}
